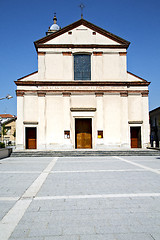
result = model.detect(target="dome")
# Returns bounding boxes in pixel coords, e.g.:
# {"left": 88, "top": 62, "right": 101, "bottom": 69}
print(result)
{"left": 50, "top": 23, "right": 60, "bottom": 31}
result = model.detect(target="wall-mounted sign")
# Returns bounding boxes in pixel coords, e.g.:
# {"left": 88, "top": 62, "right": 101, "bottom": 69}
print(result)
{"left": 97, "top": 130, "right": 103, "bottom": 138}
{"left": 64, "top": 130, "right": 70, "bottom": 139}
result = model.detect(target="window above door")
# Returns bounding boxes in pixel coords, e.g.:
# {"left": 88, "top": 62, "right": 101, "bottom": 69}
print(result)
{"left": 74, "top": 54, "right": 91, "bottom": 80}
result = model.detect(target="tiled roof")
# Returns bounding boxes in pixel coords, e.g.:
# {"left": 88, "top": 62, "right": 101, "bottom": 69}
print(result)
{"left": 0, "top": 114, "right": 15, "bottom": 118}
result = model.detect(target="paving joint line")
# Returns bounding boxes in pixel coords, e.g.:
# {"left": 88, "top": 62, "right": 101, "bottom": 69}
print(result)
{"left": 34, "top": 192, "right": 160, "bottom": 201}
{"left": 113, "top": 156, "right": 160, "bottom": 175}
{"left": 0, "top": 157, "right": 58, "bottom": 240}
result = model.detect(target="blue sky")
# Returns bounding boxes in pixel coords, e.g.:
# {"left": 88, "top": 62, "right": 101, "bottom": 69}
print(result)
{"left": 0, "top": 0, "right": 159, "bottom": 115}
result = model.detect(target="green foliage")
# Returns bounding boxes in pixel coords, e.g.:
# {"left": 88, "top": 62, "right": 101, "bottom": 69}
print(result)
{"left": 13, "top": 130, "right": 16, "bottom": 138}
{"left": 2, "top": 124, "right": 8, "bottom": 137}
{"left": 0, "top": 142, "right": 5, "bottom": 148}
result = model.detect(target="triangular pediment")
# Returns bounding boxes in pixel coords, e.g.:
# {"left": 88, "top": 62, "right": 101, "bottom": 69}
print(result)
{"left": 34, "top": 19, "right": 130, "bottom": 49}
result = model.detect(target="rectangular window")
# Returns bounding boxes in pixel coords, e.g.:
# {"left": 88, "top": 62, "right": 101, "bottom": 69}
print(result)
{"left": 74, "top": 54, "right": 91, "bottom": 80}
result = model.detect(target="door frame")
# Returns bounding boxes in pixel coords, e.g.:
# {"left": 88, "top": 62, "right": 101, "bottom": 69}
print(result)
{"left": 24, "top": 123, "right": 38, "bottom": 149}
{"left": 130, "top": 126, "right": 142, "bottom": 148}
{"left": 75, "top": 118, "right": 92, "bottom": 149}
{"left": 25, "top": 127, "right": 37, "bottom": 149}
{"left": 71, "top": 110, "right": 96, "bottom": 149}
{"left": 73, "top": 116, "right": 94, "bottom": 149}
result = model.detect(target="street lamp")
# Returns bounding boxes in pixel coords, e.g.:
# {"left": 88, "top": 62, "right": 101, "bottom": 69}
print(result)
{"left": 0, "top": 94, "right": 13, "bottom": 144}
{"left": 0, "top": 94, "right": 13, "bottom": 100}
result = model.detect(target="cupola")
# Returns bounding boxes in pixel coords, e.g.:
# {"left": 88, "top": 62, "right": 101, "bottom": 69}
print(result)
{"left": 46, "top": 13, "right": 60, "bottom": 35}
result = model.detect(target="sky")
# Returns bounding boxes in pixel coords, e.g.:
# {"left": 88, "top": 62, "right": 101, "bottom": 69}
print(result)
{"left": 0, "top": 0, "right": 159, "bottom": 115}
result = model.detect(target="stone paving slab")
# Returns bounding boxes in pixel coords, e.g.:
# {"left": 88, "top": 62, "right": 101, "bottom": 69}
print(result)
{"left": 37, "top": 171, "right": 160, "bottom": 196}
{"left": 9, "top": 196, "right": 160, "bottom": 239}
{"left": 0, "top": 173, "right": 40, "bottom": 197}
{"left": 0, "top": 156, "right": 160, "bottom": 240}
{"left": 53, "top": 159, "right": 139, "bottom": 171}
{"left": 0, "top": 201, "right": 17, "bottom": 221}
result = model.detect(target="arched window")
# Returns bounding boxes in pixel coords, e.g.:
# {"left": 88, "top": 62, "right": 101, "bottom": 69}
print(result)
{"left": 74, "top": 54, "right": 91, "bottom": 80}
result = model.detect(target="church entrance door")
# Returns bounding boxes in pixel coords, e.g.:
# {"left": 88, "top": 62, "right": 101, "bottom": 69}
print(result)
{"left": 75, "top": 119, "right": 92, "bottom": 149}
{"left": 130, "top": 127, "right": 141, "bottom": 148}
{"left": 26, "top": 127, "right": 37, "bottom": 149}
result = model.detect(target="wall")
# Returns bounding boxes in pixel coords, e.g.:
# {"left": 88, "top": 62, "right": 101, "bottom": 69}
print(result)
{"left": 0, "top": 148, "right": 12, "bottom": 159}
{"left": 38, "top": 50, "right": 127, "bottom": 81}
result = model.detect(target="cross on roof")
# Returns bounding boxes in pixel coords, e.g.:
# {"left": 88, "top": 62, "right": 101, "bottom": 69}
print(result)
{"left": 79, "top": 3, "right": 85, "bottom": 19}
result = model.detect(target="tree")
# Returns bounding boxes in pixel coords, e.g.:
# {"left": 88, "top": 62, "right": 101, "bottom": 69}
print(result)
{"left": 1, "top": 124, "right": 8, "bottom": 142}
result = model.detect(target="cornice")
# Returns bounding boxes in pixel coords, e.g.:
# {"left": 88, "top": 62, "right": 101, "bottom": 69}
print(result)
{"left": 34, "top": 18, "right": 130, "bottom": 50}
{"left": 16, "top": 90, "right": 149, "bottom": 96}
{"left": 36, "top": 44, "right": 129, "bottom": 50}
{"left": 15, "top": 80, "right": 150, "bottom": 87}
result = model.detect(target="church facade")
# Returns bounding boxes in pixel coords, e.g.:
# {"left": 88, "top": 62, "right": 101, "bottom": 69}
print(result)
{"left": 15, "top": 17, "right": 150, "bottom": 150}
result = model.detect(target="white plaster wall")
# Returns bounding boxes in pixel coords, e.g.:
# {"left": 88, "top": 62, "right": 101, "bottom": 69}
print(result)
{"left": 102, "top": 54, "right": 127, "bottom": 80}
{"left": 71, "top": 95, "right": 96, "bottom": 108}
{"left": 103, "top": 94, "right": 121, "bottom": 146}
{"left": 142, "top": 96, "right": 150, "bottom": 147}
{"left": 45, "top": 54, "right": 63, "bottom": 80}
{"left": 16, "top": 96, "right": 24, "bottom": 149}
{"left": 44, "top": 53, "right": 73, "bottom": 80}
{"left": 23, "top": 95, "right": 38, "bottom": 122}
{"left": 38, "top": 96, "right": 46, "bottom": 149}
{"left": 38, "top": 54, "right": 45, "bottom": 80}
{"left": 120, "top": 96, "right": 129, "bottom": 148}
{"left": 41, "top": 52, "right": 127, "bottom": 81}
{"left": 45, "top": 95, "right": 64, "bottom": 148}
{"left": 128, "top": 94, "right": 142, "bottom": 121}
{"left": 45, "top": 25, "right": 120, "bottom": 45}
{"left": 127, "top": 72, "right": 144, "bottom": 82}
{"left": 16, "top": 92, "right": 149, "bottom": 150}
{"left": 92, "top": 55, "right": 103, "bottom": 80}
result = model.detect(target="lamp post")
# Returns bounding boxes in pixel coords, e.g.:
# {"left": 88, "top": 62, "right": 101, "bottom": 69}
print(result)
{"left": 0, "top": 94, "right": 13, "bottom": 100}
{"left": 0, "top": 94, "right": 13, "bottom": 144}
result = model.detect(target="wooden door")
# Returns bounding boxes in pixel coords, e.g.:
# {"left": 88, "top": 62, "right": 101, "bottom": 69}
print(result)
{"left": 130, "top": 127, "right": 141, "bottom": 148}
{"left": 26, "top": 127, "right": 37, "bottom": 149}
{"left": 75, "top": 119, "right": 92, "bottom": 149}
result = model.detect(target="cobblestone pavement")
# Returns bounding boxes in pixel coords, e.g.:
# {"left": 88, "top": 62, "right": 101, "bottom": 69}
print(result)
{"left": 0, "top": 155, "right": 160, "bottom": 240}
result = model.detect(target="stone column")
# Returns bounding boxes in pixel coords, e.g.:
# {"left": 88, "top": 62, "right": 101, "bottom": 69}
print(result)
{"left": 16, "top": 92, "right": 24, "bottom": 149}
{"left": 96, "top": 93, "right": 104, "bottom": 148}
{"left": 120, "top": 92, "right": 129, "bottom": 148}
{"left": 63, "top": 93, "right": 72, "bottom": 149}
{"left": 38, "top": 92, "right": 46, "bottom": 149}
{"left": 38, "top": 52, "right": 45, "bottom": 80}
{"left": 141, "top": 91, "right": 150, "bottom": 148}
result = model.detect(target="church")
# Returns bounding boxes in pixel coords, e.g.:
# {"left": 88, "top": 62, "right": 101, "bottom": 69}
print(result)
{"left": 15, "top": 15, "right": 150, "bottom": 150}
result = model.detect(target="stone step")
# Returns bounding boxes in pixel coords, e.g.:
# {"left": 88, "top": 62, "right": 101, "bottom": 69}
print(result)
{"left": 11, "top": 150, "right": 160, "bottom": 157}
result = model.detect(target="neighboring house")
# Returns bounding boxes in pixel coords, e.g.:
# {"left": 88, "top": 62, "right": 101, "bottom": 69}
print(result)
{"left": 0, "top": 115, "right": 16, "bottom": 145}
{"left": 0, "top": 114, "right": 15, "bottom": 124}
{"left": 15, "top": 15, "right": 150, "bottom": 150}
{"left": 150, "top": 107, "right": 160, "bottom": 147}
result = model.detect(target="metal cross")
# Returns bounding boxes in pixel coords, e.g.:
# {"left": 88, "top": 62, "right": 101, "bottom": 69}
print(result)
{"left": 79, "top": 3, "right": 85, "bottom": 19}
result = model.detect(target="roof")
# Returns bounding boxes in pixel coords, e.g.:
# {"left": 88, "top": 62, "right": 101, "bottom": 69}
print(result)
{"left": 127, "top": 71, "right": 149, "bottom": 83}
{"left": 0, "top": 114, "right": 15, "bottom": 118}
{"left": 34, "top": 18, "right": 130, "bottom": 50}
{"left": 3, "top": 117, "right": 17, "bottom": 125}
{"left": 150, "top": 107, "right": 160, "bottom": 114}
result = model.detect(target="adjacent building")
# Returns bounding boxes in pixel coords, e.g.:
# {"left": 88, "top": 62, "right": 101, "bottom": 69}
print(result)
{"left": 150, "top": 107, "right": 160, "bottom": 147}
{"left": 0, "top": 114, "right": 16, "bottom": 145}
{"left": 15, "top": 16, "right": 150, "bottom": 150}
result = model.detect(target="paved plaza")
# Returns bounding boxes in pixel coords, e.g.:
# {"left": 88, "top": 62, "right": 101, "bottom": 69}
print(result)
{"left": 0, "top": 155, "right": 160, "bottom": 240}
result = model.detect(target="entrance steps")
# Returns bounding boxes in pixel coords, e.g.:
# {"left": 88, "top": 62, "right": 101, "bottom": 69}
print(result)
{"left": 11, "top": 149, "right": 160, "bottom": 157}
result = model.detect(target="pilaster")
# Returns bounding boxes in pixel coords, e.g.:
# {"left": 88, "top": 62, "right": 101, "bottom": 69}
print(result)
{"left": 141, "top": 93, "right": 150, "bottom": 148}
{"left": 95, "top": 93, "right": 104, "bottom": 148}
{"left": 16, "top": 94, "right": 24, "bottom": 149}
{"left": 120, "top": 92, "right": 129, "bottom": 148}
{"left": 63, "top": 93, "right": 72, "bottom": 148}
{"left": 38, "top": 92, "right": 46, "bottom": 149}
